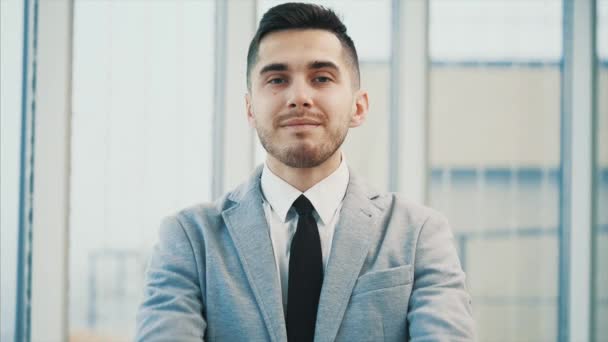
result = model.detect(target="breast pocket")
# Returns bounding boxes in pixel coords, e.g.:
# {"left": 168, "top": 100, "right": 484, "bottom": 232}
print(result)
{"left": 352, "top": 264, "right": 413, "bottom": 297}
{"left": 336, "top": 265, "right": 414, "bottom": 341}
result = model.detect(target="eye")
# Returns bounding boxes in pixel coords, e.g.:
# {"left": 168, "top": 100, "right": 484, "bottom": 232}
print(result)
{"left": 314, "top": 76, "right": 332, "bottom": 83}
{"left": 268, "top": 77, "right": 286, "bottom": 85}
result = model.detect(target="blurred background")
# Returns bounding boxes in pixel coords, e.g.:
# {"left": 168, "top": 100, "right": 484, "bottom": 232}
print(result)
{"left": 1, "top": 0, "right": 606, "bottom": 341}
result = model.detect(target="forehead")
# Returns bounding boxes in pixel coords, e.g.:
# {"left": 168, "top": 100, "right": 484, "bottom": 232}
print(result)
{"left": 255, "top": 29, "right": 346, "bottom": 71}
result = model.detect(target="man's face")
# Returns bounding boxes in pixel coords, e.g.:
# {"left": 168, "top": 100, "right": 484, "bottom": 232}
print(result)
{"left": 246, "top": 29, "right": 368, "bottom": 168}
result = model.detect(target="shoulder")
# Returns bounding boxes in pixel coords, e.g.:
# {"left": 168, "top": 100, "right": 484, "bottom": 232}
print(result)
{"left": 369, "top": 191, "right": 451, "bottom": 239}
{"left": 166, "top": 191, "right": 236, "bottom": 232}
{"left": 362, "top": 180, "right": 444, "bottom": 219}
{"left": 158, "top": 166, "right": 263, "bottom": 240}
{"left": 153, "top": 204, "right": 218, "bottom": 252}
{"left": 347, "top": 168, "right": 446, "bottom": 229}
{"left": 390, "top": 194, "right": 447, "bottom": 226}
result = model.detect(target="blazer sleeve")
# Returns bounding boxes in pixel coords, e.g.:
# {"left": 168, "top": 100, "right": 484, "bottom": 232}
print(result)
{"left": 136, "top": 215, "right": 206, "bottom": 341}
{"left": 407, "top": 211, "right": 476, "bottom": 341}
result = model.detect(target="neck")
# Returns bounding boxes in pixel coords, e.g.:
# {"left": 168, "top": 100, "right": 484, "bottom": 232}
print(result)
{"left": 266, "top": 151, "right": 342, "bottom": 192}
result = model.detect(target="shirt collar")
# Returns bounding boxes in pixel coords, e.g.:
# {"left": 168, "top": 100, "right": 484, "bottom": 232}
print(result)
{"left": 260, "top": 153, "right": 350, "bottom": 224}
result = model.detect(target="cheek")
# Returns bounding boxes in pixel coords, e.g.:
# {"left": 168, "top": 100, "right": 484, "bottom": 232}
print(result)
{"left": 254, "top": 94, "right": 283, "bottom": 113}
{"left": 321, "top": 92, "right": 355, "bottom": 118}
{"left": 331, "top": 87, "right": 354, "bottom": 106}
{"left": 251, "top": 104, "right": 278, "bottom": 128}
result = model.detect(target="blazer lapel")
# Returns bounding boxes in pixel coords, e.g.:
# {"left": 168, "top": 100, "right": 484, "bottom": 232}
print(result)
{"left": 222, "top": 167, "right": 287, "bottom": 342}
{"left": 314, "top": 170, "right": 381, "bottom": 342}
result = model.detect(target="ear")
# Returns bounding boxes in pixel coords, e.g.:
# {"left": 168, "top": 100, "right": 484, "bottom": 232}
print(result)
{"left": 349, "top": 90, "right": 369, "bottom": 128}
{"left": 245, "top": 93, "right": 256, "bottom": 128}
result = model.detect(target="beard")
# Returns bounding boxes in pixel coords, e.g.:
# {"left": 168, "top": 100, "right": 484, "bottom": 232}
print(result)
{"left": 256, "top": 120, "right": 349, "bottom": 168}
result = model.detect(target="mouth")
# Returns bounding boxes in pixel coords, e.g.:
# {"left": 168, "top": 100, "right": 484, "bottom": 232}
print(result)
{"left": 281, "top": 123, "right": 320, "bottom": 132}
{"left": 279, "top": 118, "right": 322, "bottom": 131}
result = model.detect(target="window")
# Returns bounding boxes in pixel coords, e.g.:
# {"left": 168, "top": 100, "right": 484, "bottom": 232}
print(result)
{"left": 428, "top": 1, "right": 562, "bottom": 340}
{"left": 4, "top": 1, "right": 600, "bottom": 340}
{"left": 69, "top": 1, "right": 215, "bottom": 339}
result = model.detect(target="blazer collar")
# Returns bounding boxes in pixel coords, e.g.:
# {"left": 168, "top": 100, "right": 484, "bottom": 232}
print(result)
{"left": 314, "top": 167, "right": 382, "bottom": 342}
{"left": 223, "top": 165, "right": 287, "bottom": 342}
{"left": 223, "top": 165, "right": 382, "bottom": 342}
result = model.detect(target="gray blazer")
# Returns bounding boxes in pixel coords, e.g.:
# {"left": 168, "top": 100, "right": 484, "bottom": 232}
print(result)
{"left": 136, "top": 166, "right": 475, "bottom": 341}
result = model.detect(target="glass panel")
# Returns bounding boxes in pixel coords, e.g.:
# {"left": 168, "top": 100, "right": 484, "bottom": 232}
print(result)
{"left": 594, "top": 1, "right": 608, "bottom": 341}
{"left": 69, "top": 1, "right": 215, "bottom": 340}
{"left": 428, "top": 0, "right": 562, "bottom": 340}
{"left": 430, "top": 0, "right": 562, "bottom": 61}
{"left": 0, "top": 0, "right": 24, "bottom": 340}
{"left": 255, "top": 1, "right": 392, "bottom": 191}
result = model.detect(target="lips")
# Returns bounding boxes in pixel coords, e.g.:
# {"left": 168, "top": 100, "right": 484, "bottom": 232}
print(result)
{"left": 280, "top": 118, "right": 321, "bottom": 127}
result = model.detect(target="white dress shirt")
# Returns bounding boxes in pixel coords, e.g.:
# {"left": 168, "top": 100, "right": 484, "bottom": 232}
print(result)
{"left": 260, "top": 155, "right": 350, "bottom": 314}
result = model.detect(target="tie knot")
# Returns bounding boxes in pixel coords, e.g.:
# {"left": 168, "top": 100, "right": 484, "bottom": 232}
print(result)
{"left": 292, "top": 195, "right": 314, "bottom": 216}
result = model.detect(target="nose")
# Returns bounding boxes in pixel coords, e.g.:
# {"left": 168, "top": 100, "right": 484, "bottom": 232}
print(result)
{"left": 287, "top": 78, "right": 313, "bottom": 109}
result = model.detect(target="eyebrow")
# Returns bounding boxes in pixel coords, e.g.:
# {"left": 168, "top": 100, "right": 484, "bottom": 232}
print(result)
{"left": 259, "top": 63, "right": 288, "bottom": 75}
{"left": 308, "top": 60, "right": 339, "bottom": 72}
{"left": 258, "top": 60, "right": 340, "bottom": 76}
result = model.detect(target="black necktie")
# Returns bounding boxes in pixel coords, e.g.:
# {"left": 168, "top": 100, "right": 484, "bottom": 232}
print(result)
{"left": 286, "top": 195, "right": 323, "bottom": 342}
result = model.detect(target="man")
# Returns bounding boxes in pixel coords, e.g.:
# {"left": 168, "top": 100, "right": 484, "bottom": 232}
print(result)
{"left": 136, "top": 3, "right": 474, "bottom": 341}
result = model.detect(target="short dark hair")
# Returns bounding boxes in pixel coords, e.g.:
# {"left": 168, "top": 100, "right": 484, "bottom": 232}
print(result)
{"left": 246, "top": 2, "right": 360, "bottom": 90}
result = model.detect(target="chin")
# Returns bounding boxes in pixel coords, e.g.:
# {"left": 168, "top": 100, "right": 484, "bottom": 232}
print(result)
{"left": 277, "top": 144, "right": 336, "bottom": 169}
{"left": 260, "top": 131, "right": 340, "bottom": 168}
